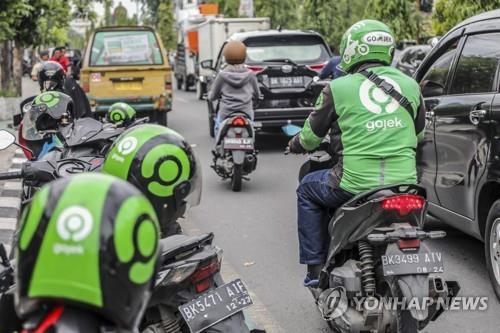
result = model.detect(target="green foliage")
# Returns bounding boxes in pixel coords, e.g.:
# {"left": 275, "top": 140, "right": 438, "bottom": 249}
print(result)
{"left": 157, "top": 1, "right": 176, "bottom": 50}
{"left": 211, "top": 0, "right": 240, "bottom": 18}
{"left": 300, "top": 0, "right": 365, "bottom": 50}
{"left": 364, "top": 0, "right": 423, "bottom": 41}
{"left": 0, "top": 0, "right": 32, "bottom": 42}
{"left": 254, "top": 0, "right": 299, "bottom": 29}
{"left": 433, "top": 0, "right": 500, "bottom": 35}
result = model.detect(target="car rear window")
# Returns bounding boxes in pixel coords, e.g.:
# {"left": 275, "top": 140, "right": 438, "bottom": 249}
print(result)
{"left": 244, "top": 35, "right": 330, "bottom": 64}
{"left": 90, "top": 30, "right": 163, "bottom": 66}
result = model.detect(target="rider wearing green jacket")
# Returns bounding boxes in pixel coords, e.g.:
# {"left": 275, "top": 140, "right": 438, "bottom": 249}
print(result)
{"left": 288, "top": 20, "right": 426, "bottom": 287}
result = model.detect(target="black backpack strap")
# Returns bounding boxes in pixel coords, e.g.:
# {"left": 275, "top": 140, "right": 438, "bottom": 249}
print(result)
{"left": 359, "top": 69, "right": 415, "bottom": 119}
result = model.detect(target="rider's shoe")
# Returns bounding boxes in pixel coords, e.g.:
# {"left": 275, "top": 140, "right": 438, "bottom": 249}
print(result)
{"left": 303, "top": 264, "right": 322, "bottom": 287}
{"left": 303, "top": 274, "right": 319, "bottom": 287}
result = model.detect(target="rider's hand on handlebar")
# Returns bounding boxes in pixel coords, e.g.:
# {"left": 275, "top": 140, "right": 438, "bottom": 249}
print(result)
{"left": 286, "top": 135, "right": 307, "bottom": 155}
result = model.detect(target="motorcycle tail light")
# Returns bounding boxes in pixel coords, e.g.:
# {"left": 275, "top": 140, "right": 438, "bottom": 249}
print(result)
{"left": 307, "top": 62, "right": 327, "bottom": 72}
{"left": 190, "top": 257, "right": 221, "bottom": 293}
{"left": 157, "top": 262, "right": 198, "bottom": 287}
{"left": 398, "top": 239, "right": 421, "bottom": 249}
{"left": 381, "top": 194, "right": 425, "bottom": 216}
{"left": 247, "top": 65, "right": 265, "bottom": 73}
{"left": 231, "top": 117, "right": 247, "bottom": 127}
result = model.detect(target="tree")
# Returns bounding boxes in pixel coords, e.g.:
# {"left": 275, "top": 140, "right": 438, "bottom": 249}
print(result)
{"left": 211, "top": 0, "right": 240, "bottom": 18}
{"left": 300, "top": 0, "right": 366, "bottom": 49}
{"left": 0, "top": 0, "right": 32, "bottom": 41}
{"left": 254, "top": 0, "right": 299, "bottom": 29}
{"left": 157, "top": 1, "right": 176, "bottom": 50}
{"left": 433, "top": 0, "right": 500, "bottom": 35}
{"left": 364, "top": 0, "right": 423, "bottom": 41}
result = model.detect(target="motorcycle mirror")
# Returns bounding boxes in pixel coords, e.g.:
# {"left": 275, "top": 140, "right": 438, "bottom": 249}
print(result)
{"left": 282, "top": 124, "right": 302, "bottom": 137}
{"left": 0, "top": 130, "right": 16, "bottom": 150}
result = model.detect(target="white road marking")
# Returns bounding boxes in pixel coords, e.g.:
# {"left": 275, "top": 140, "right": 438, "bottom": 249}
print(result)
{"left": 0, "top": 218, "right": 17, "bottom": 230}
{"left": 12, "top": 157, "right": 26, "bottom": 164}
{"left": 7, "top": 168, "right": 21, "bottom": 172}
{"left": 3, "top": 182, "right": 22, "bottom": 191}
{"left": 176, "top": 96, "right": 189, "bottom": 103}
{"left": 180, "top": 216, "right": 285, "bottom": 333}
{"left": 4, "top": 244, "right": 11, "bottom": 256}
{"left": 0, "top": 197, "right": 21, "bottom": 209}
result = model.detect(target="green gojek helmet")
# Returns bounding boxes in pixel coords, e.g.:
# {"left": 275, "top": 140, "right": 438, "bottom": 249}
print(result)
{"left": 338, "top": 19, "right": 396, "bottom": 73}
{"left": 16, "top": 173, "right": 160, "bottom": 330}
{"left": 102, "top": 124, "right": 202, "bottom": 236}
{"left": 106, "top": 102, "right": 136, "bottom": 126}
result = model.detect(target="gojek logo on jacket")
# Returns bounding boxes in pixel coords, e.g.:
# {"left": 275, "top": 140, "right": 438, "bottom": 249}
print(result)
{"left": 359, "top": 77, "right": 404, "bottom": 132}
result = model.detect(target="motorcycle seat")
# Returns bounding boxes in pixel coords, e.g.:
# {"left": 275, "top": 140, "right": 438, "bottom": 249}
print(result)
{"left": 159, "top": 233, "right": 214, "bottom": 262}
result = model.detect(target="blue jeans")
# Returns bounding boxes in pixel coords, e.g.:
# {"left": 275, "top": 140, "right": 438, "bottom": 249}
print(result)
{"left": 297, "top": 169, "right": 353, "bottom": 265}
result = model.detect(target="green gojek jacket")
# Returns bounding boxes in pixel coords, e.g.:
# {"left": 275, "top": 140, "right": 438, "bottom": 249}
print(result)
{"left": 290, "top": 63, "right": 426, "bottom": 195}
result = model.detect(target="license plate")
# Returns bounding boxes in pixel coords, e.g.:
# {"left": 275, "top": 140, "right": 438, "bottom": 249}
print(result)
{"left": 179, "top": 279, "right": 253, "bottom": 333}
{"left": 223, "top": 138, "right": 254, "bottom": 150}
{"left": 113, "top": 81, "right": 143, "bottom": 90}
{"left": 381, "top": 252, "right": 444, "bottom": 276}
{"left": 269, "top": 76, "right": 304, "bottom": 88}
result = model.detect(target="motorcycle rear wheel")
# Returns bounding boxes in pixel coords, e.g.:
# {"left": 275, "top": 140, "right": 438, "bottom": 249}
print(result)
{"left": 231, "top": 164, "right": 242, "bottom": 192}
{"left": 380, "top": 279, "right": 418, "bottom": 333}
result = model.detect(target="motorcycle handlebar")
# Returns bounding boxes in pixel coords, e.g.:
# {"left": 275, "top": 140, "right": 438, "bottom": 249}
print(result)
{"left": 0, "top": 170, "right": 23, "bottom": 181}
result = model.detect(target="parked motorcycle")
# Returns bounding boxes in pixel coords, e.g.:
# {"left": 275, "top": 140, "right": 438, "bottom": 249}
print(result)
{"left": 142, "top": 233, "right": 257, "bottom": 333}
{"left": 211, "top": 113, "right": 258, "bottom": 192}
{"left": 293, "top": 145, "right": 460, "bottom": 333}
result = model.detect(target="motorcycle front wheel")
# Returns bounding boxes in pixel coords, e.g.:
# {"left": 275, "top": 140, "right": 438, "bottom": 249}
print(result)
{"left": 231, "top": 164, "right": 242, "bottom": 192}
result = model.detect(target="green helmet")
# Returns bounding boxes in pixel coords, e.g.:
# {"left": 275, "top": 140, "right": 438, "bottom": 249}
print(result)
{"left": 106, "top": 102, "right": 136, "bottom": 126}
{"left": 339, "top": 19, "right": 396, "bottom": 73}
{"left": 23, "top": 91, "right": 73, "bottom": 141}
{"left": 102, "top": 124, "right": 202, "bottom": 235}
{"left": 16, "top": 173, "right": 160, "bottom": 330}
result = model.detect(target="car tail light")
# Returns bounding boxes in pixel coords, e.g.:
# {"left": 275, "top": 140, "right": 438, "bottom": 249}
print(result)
{"left": 190, "top": 257, "right": 221, "bottom": 293}
{"left": 398, "top": 239, "right": 421, "bottom": 249}
{"left": 307, "top": 62, "right": 327, "bottom": 72}
{"left": 381, "top": 194, "right": 425, "bottom": 216}
{"left": 165, "top": 74, "right": 172, "bottom": 90}
{"left": 247, "top": 65, "right": 265, "bottom": 73}
{"left": 82, "top": 76, "right": 90, "bottom": 93}
{"left": 231, "top": 116, "right": 247, "bottom": 127}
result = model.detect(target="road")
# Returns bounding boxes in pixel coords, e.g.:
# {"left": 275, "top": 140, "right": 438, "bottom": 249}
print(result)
{"left": 0, "top": 85, "right": 498, "bottom": 332}
{"left": 168, "top": 90, "right": 500, "bottom": 333}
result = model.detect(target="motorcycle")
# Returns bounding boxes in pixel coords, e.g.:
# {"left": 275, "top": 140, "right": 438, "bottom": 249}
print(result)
{"left": 292, "top": 143, "right": 460, "bottom": 333}
{"left": 142, "top": 233, "right": 258, "bottom": 333}
{"left": 211, "top": 113, "right": 258, "bottom": 192}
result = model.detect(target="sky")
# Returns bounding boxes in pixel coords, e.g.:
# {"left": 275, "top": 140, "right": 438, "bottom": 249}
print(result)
{"left": 94, "top": 0, "right": 140, "bottom": 18}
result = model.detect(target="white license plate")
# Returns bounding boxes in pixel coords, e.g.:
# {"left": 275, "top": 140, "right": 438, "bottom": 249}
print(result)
{"left": 381, "top": 252, "right": 444, "bottom": 276}
{"left": 223, "top": 138, "right": 254, "bottom": 150}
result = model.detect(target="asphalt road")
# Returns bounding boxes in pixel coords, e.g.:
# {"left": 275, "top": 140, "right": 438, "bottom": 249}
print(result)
{"left": 168, "top": 90, "right": 500, "bottom": 333}
{"left": 0, "top": 84, "right": 498, "bottom": 332}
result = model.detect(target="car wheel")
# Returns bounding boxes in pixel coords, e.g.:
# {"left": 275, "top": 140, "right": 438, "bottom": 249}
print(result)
{"left": 196, "top": 81, "right": 205, "bottom": 100}
{"left": 485, "top": 199, "right": 500, "bottom": 300}
{"left": 183, "top": 76, "right": 190, "bottom": 92}
{"left": 154, "top": 110, "right": 168, "bottom": 127}
{"left": 208, "top": 112, "right": 215, "bottom": 138}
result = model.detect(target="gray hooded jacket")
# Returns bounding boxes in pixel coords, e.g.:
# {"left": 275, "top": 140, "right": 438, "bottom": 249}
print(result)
{"left": 207, "top": 65, "right": 260, "bottom": 120}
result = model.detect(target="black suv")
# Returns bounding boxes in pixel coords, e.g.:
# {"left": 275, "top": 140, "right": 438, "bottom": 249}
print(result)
{"left": 415, "top": 9, "right": 500, "bottom": 299}
{"left": 201, "top": 30, "right": 331, "bottom": 137}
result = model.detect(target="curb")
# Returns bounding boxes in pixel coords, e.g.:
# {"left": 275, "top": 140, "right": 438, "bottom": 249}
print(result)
{"left": 0, "top": 148, "right": 26, "bottom": 255}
